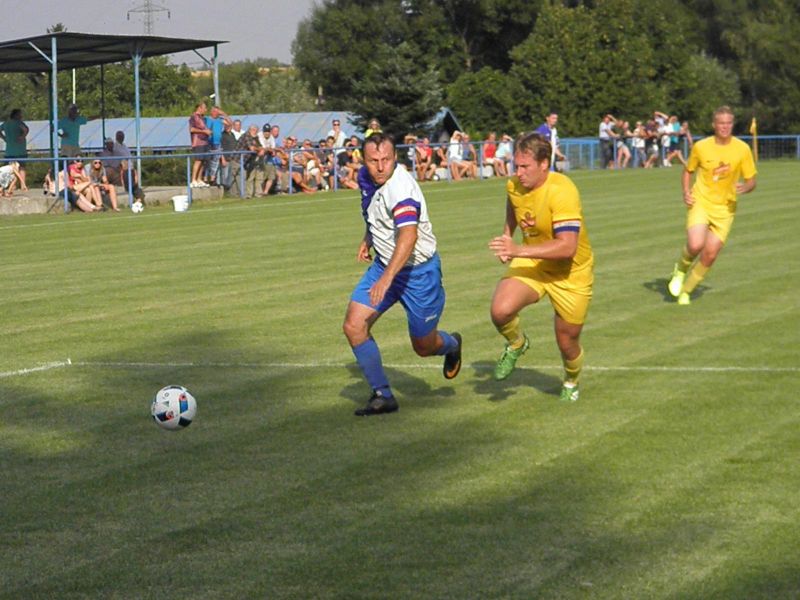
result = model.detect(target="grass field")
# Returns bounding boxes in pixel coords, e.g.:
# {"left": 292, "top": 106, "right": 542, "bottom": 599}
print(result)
{"left": 1, "top": 162, "right": 799, "bottom": 599}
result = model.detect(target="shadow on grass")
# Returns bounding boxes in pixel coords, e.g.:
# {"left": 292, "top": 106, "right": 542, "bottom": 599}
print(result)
{"left": 643, "top": 277, "right": 710, "bottom": 303}
{"left": 341, "top": 363, "right": 456, "bottom": 408}
{"left": 470, "top": 360, "right": 562, "bottom": 402}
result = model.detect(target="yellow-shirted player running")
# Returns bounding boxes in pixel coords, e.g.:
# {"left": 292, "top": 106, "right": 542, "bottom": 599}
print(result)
{"left": 668, "top": 106, "right": 757, "bottom": 305}
{"left": 488, "top": 132, "right": 594, "bottom": 402}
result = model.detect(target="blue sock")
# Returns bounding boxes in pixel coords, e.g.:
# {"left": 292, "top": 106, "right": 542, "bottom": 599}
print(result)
{"left": 352, "top": 338, "right": 392, "bottom": 397}
{"left": 434, "top": 331, "right": 458, "bottom": 356}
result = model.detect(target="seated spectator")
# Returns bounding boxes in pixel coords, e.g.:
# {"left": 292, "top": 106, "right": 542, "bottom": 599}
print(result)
{"left": 99, "top": 132, "right": 145, "bottom": 201}
{"left": 461, "top": 133, "right": 479, "bottom": 178}
{"left": 349, "top": 135, "right": 363, "bottom": 164}
{"left": 0, "top": 161, "right": 21, "bottom": 196}
{"left": 447, "top": 131, "right": 471, "bottom": 180}
{"left": 432, "top": 141, "right": 448, "bottom": 179}
{"left": 494, "top": 134, "right": 514, "bottom": 176}
{"left": 336, "top": 143, "right": 360, "bottom": 190}
{"left": 283, "top": 136, "right": 316, "bottom": 194}
{"left": 398, "top": 134, "right": 416, "bottom": 172}
{"left": 316, "top": 138, "right": 334, "bottom": 190}
{"left": 69, "top": 158, "right": 103, "bottom": 210}
{"left": 415, "top": 136, "right": 434, "bottom": 181}
{"left": 482, "top": 132, "right": 499, "bottom": 177}
{"left": 85, "top": 158, "right": 120, "bottom": 211}
{"left": 301, "top": 139, "right": 323, "bottom": 190}
{"left": 45, "top": 161, "right": 99, "bottom": 212}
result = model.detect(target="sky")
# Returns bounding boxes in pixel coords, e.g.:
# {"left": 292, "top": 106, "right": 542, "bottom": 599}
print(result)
{"left": 0, "top": 0, "right": 318, "bottom": 66}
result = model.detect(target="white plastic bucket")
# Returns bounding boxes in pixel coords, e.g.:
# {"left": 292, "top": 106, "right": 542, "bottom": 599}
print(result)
{"left": 172, "top": 195, "right": 190, "bottom": 212}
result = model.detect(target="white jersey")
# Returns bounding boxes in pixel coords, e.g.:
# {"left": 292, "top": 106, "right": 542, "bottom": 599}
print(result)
{"left": 357, "top": 164, "right": 437, "bottom": 267}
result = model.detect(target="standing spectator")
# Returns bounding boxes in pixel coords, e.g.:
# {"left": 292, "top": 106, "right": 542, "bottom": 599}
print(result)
{"left": 535, "top": 112, "right": 566, "bottom": 170}
{"left": 667, "top": 106, "right": 757, "bottom": 305}
{"left": 327, "top": 118, "right": 347, "bottom": 157}
{"left": 643, "top": 119, "right": 660, "bottom": 168}
{"left": 220, "top": 119, "right": 238, "bottom": 191}
{"left": 231, "top": 119, "right": 244, "bottom": 141}
{"left": 0, "top": 109, "right": 29, "bottom": 191}
{"left": 631, "top": 121, "right": 647, "bottom": 168}
{"left": 664, "top": 115, "right": 687, "bottom": 166}
{"left": 598, "top": 114, "right": 617, "bottom": 169}
{"left": 58, "top": 104, "right": 92, "bottom": 158}
{"left": 85, "top": 158, "right": 120, "bottom": 211}
{"left": 343, "top": 132, "right": 462, "bottom": 416}
{"left": 364, "top": 119, "right": 382, "bottom": 139}
{"left": 615, "top": 120, "right": 632, "bottom": 169}
{"left": 204, "top": 105, "right": 231, "bottom": 185}
{"left": 238, "top": 124, "right": 266, "bottom": 198}
{"left": 188, "top": 101, "right": 211, "bottom": 187}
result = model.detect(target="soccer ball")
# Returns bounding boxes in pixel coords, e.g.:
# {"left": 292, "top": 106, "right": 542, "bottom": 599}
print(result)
{"left": 131, "top": 200, "right": 144, "bottom": 213}
{"left": 151, "top": 385, "right": 197, "bottom": 430}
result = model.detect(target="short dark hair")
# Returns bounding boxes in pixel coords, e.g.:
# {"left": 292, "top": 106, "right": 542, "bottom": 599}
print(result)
{"left": 363, "top": 132, "right": 395, "bottom": 153}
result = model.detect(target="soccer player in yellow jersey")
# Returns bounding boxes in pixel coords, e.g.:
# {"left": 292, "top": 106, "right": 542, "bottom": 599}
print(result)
{"left": 488, "top": 132, "right": 594, "bottom": 402}
{"left": 668, "top": 106, "right": 757, "bottom": 305}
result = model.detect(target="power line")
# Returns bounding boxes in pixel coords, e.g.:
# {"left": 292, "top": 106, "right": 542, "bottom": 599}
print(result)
{"left": 127, "top": 0, "right": 170, "bottom": 35}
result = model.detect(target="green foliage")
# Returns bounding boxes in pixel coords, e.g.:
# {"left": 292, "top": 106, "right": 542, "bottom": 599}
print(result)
{"left": 669, "top": 53, "right": 741, "bottom": 134}
{"left": 348, "top": 42, "right": 443, "bottom": 138}
{"left": 445, "top": 67, "right": 519, "bottom": 136}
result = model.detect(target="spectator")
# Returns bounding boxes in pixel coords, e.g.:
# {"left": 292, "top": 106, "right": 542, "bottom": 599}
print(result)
{"left": 220, "top": 119, "right": 238, "bottom": 191}
{"left": 327, "top": 118, "right": 347, "bottom": 157}
{"left": 658, "top": 117, "right": 673, "bottom": 167}
{"left": 336, "top": 142, "right": 360, "bottom": 190}
{"left": 258, "top": 124, "right": 280, "bottom": 196}
{"left": 349, "top": 135, "right": 363, "bottom": 164}
{"left": 447, "top": 131, "right": 471, "bottom": 180}
{"left": 205, "top": 105, "right": 232, "bottom": 185}
{"left": 415, "top": 136, "right": 434, "bottom": 181}
{"left": 598, "top": 114, "right": 617, "bottom": 169}
{"left": 85, "top": 158, "right": 120, "bottom": 211}
{"left": 301, "top": 138, "right": 323, "bottom": 189}
{"left": 364, "top": 118, "right": 382, "bottom": 139}
{"left": 63, "top": 158, "right": 100, "bottom": 212}
{"left": 615, "top": 120, "right": 632, "bottom": 169}
{"left": 664, "top": 115, "right": 687, "bottom": 166}
{"left": 631, "top": 121, "right": 647, "bottom": 168}
{"left": 494, "top": 134, "right": 514, "bottom": 175}
{"left": 398, "top": 134, "right": 416, "bottom": 172}
{"left": 0, "top": 109, "right": 29, "bottom": 191}
{"left": 680, "top": 120, "right": 694, "bottom": 148}
{"left": 58, "top": 104, "right": 93, "bottom": 158}
{"left": 317, "top": 138, "right": 335, "bottom": 190}
{"left": 0, "top": 161, "right": 21, "bottom": 196}
{"left": 231, "top": 119, "right": 244, "bottom": 141}
{"left": 535, "top": 112, "right": 566, "bottom": 170}
{"left": 100, "top": 131, "right": 145, "bottom": 202}
{"left": 283, "top": 136, "right": 316, "bottom": 193}
{"left": 68, "top": 157, "right": 103, "bottom": 210}
{"left": 481, "top": 132, "right": 499, "bottom": 177}
{"left": 643, "top": 119, "right": 660, "bottom": 168}
{"left": 238, "top": 124, "right": 266, "bottom": 198}
{"left": 188, "top": 101, "right": 211, "bottom": 187}
{"left": 461, "top": 133, "right": 479, "bottom": 178}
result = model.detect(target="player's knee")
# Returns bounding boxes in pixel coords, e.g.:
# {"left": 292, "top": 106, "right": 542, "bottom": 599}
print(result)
{"left": 342, "top": 318, "right": 366, "bottom": 344}
{"left": 490, "top": 304, "right": 515, "bottom": 327}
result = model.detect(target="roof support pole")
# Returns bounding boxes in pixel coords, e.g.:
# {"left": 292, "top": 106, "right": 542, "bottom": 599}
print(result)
{"left": 133, "top": 50, "right": 143, "bottom": 187}
{"left": 213, "top": 44, "right": 220, "bottom": 106}
{"left": 100, "top": 63, "right": 106, "bottom": 143}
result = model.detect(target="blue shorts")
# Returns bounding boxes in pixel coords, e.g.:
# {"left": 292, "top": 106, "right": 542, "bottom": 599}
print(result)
{"left": 351, "top": 253, "right": 446, "bottom": 338}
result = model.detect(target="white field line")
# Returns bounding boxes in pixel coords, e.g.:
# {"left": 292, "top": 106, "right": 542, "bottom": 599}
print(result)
{"left": 70, "top": 360, "right": 798, "bottom": 373}
{"left": 2, "top": 358, "right": 796, "bottom": 379}
{"left": 0, "top": 358, "right": 72, "bottom": 379}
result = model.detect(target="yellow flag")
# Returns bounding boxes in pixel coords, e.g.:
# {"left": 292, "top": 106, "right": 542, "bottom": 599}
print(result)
{"left": 749, "top": 117, "right": 758, "bottom": 162}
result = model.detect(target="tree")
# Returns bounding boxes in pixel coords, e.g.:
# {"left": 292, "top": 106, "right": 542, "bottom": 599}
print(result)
{"left": 348, "top": 42, "right": 443, "bottom": 138}
{"left": 445, "top": 67, "right": 519, "bottom": 136}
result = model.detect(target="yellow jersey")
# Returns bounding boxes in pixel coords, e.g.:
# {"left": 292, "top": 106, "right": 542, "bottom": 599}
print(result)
{"left": 686, "top": 136, "right": 757, "bottom": 205}
{"left": 506, "top": 172, "right": 594, "bottom": 286}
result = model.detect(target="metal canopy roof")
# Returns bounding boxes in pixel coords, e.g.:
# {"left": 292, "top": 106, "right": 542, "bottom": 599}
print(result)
{"left": 0, "top": 31, "right": 226, "bottom": 73}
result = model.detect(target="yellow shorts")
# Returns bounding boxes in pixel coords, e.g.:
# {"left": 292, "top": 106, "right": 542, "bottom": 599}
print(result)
{"left": 687, "top": 200, "right": 736, "bottom": 243}
{"left": 505, "top": 263, "right": 592, "bottom": 325}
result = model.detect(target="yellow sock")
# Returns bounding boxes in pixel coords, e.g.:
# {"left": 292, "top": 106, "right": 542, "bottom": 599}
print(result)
{"left": 498, "top": 316, "right": 524, "bottom": 348}
{"left": 682, "top": 262, "right": 710, "bottom": 294}
{"left": 563, "top": 348, "right": 584, "bottom": 385}
{"left": 678, "top": 246, "right": 694, "bottom": 272}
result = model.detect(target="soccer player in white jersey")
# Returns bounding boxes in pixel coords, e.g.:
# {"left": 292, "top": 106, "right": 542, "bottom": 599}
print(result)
{"left": 342, "top": 133, "right": 462, "bottom": 416}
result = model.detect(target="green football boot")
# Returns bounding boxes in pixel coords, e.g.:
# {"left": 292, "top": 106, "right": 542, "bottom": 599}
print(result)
{"left": 668, "top": 263, "right": 685, "bottom": 298}
{"left": 559, "top": 382, "right": 580, "bottom": 403}
{"left": 493, "top": 335, "right": 529, "bottom": 380}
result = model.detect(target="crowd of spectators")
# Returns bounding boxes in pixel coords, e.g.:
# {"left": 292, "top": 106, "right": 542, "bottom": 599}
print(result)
{"left": 599, "top": 110, "right": 693, "bottom": 169}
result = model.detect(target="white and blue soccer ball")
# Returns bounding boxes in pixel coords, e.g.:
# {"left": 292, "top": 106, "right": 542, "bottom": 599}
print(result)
{"left": 131, "top": 200, "right": 144, "bottom": 213}
{"left": 151, "top": 385, "right": 197, "bottom": 430}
